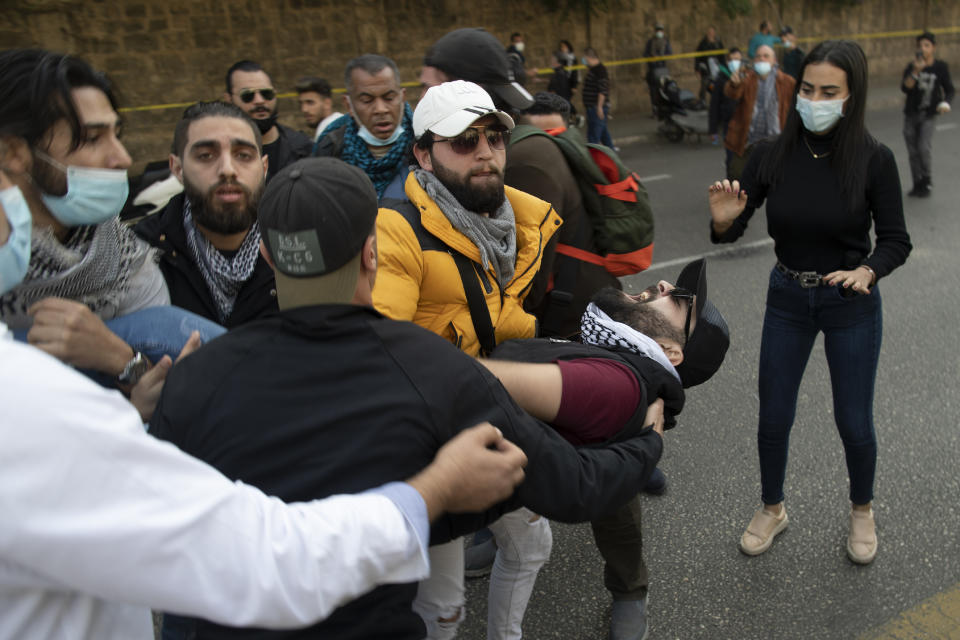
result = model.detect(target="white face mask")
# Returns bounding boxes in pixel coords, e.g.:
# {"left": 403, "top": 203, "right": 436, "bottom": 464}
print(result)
{"left": 513, "top": 42, "right": 525, "bottom": 53}
{"left": 34, "top": 151, "right": 128, "bottom": 226}
{"left": 728, "top": 59, "right": 742, "bottom": 73}
{"left": 655, "top": 31, "right": 664, "bottom": 39}
{"left": 796, "top": 95, "right": 848, "bottom": 133}
{"left": 753, "top": 61, "right": 772, "bottom": 76}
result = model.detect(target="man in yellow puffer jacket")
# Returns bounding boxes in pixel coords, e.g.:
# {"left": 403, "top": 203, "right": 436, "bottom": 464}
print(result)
{"left": 374, "top": 81, "right": 561, "bottom": 357}
{"left": 372, "top": 81, "right": 561, "bottom": 640}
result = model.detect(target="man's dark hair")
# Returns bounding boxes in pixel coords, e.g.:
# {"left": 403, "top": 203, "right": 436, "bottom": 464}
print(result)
{"left": 522, "top": 92, "right": 570, "bottom": 117}
{"left": 343, "top": 54, "right": 401, "bottom": 94}
{"left": 727, "top": 46, "right": 741, "bottom": 57}
{"left": 0, "top": 49, "right": 118, "bottom": 152}
{"left": 172, "top": 101, "right": 262, "bottom": 157}
{"left": 225, "top": 60, "right": 272, "bottom": 95}
{"left": 511, "top": 32, "right": 522, "bottom": 41}
{"left": 917, "top": 31, "right": 936, "bottom": 46}
{"left": 760, "top": 20, "right": 769, "bottom": 31}
{"left": 294, "top": 76, "right": 333, "bottom": 97}
{"left": 584, "top": 47, "right": 599, "bottom": 59}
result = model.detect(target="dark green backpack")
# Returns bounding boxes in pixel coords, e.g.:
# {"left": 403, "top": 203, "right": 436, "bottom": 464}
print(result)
{"left": 510, "top": 125, "right": 654, "bottom": 276}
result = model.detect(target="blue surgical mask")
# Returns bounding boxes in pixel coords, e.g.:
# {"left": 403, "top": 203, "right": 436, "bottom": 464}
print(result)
{"left": 728, "top": 59, "right": 742, "bottom": 73}
{"left": 0, "top": 186, "right": 33, "bottom": 295}
{"left": 356, "top": 122, "right": 406, "bottom": 147}
{"left": 581, "top": 56, "right": 588, "bottom": 66}
{"left": 796, "top": 95, "right": 848, "bottom": 133}
{"left": 35, "top": 151, "right": 128, "bottom": 226}
{"left": 753, "top": 61, "right": 772, "bottom": 76}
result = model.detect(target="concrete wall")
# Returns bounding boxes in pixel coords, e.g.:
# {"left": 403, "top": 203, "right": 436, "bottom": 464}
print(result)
{"left": 2, "top": 0, "right": 958, "bottom": 170}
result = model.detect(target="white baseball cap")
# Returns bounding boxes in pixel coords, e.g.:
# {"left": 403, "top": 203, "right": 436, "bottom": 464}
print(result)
{"left": 413, "top": 80, "right": 515, "bottom": 139}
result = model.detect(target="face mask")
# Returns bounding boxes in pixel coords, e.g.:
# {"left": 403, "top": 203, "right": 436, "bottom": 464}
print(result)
{"left": 514, "top": 42, "right": 525, "bottom": 53}
{"left": 753, "top": 61, "right": 772, "bottom": 76}
{"left": 35, "top": 151, "right": 129, "bottom": 226}
{"left": 655, "top": 31, "right": 664, "bottom": 39}
{"left": 796, "top": 95, "right": 848, "bottom": 133}
{"left": 581, "top": 56, "right": 588, "bottom": 66}
{"left": 356, "top": 122, "right": 405, "bottom": 147}
{"left": 728, "top": 59, "right": 742, "bottom": 73}
{"left": 0, "top": 186, "right": 33, "bottom": 295}
{"left": 784, "top": 40, "right": 794, "bottom": 49}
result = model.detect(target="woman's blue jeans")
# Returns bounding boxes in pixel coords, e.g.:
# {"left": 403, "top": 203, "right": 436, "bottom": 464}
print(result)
{"left": 757, "top": 266, "right": 882, "bottom": 506}
{"left": 13, "top": 305, "right": 226, "bottom": 386}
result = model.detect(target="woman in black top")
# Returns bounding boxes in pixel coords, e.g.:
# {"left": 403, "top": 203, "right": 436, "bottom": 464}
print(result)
{"left": 707, "top": 41, "right": 911, "bottom": 565}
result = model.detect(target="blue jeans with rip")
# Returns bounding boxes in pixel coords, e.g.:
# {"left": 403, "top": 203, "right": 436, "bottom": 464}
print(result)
{"left": 757, "top": 266, "right": 882, "bottom": 506}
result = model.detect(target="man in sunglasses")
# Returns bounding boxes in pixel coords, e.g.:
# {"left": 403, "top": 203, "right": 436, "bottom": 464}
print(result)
{"left": 482, "top": 258, "right": 729, "bottom": 640}
{"left": 223, "top": 60, "right": 312, "bottom": 182}
{"left": 373, "top": 80, "right": 561, "bottom": 640}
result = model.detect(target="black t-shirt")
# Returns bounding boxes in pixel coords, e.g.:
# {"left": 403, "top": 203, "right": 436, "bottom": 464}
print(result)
{"left": 263, "top": 123, "right": 313, "bottom": 181}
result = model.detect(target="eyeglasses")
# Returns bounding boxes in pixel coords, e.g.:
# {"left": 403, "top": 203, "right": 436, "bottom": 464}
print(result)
{"left": 433, "top": 126, "right": 511, "bottom": 155}
{"left": 668, "top": 287, "right": 695, "bottom": 341}
{"left": 237, "top": 88, "right": 276, "bottom": 103}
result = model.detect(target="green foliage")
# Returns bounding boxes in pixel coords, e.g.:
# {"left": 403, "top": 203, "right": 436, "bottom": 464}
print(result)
{"left": 716, "top": 0, "right": 753, "bottom": 18}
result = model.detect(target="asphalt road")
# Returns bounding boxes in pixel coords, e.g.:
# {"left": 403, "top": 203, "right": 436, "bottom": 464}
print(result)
{"left": 457, "top": 104, "right": 960, "bottom": 639}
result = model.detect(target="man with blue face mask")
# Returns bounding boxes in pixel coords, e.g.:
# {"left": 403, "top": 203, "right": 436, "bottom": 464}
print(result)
{"left": 313, "top": 54, "right": 415, "bottom": 200}
{"left": 723, "top": 44, "right": 795, "bottom": 179}
{"left": 0, "top": 49, "right": 222, "bottom": 387}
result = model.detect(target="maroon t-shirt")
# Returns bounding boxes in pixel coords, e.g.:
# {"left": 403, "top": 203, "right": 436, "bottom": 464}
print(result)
{"left": 553, "top": 358, "right": 641, "bottom": 445}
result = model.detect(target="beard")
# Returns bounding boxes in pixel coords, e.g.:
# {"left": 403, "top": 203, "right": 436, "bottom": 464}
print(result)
{"left": 183, "top": 174, "right": 263, "bottom": 235}
{"left": 591, "top": 286, "right": 686, "bottom": 346}
{"left": 249, "top": 104, "right": 279, "bottom": 134}
{"left": 431, "top": 156, "right": 506, "bottom": 215}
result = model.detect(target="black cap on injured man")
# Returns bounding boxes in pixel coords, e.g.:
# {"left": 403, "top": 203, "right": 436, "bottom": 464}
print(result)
{"left": 674, "top": 258, "right": 730, "bottom": 388}
{"left": 258, "top": 157, "right": 378, "bottom": 304}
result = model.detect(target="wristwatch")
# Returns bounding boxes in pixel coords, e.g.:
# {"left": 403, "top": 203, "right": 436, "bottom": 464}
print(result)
{"left": 117, "top": 351, "right": 149, "bottom": 386}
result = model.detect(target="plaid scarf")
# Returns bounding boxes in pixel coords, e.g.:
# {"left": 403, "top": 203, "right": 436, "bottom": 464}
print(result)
{"left": 0, "top": 219, "right": 152, "bottom": 329}
{"left": 579, "top": 302, "right": 680, "bottom": 382}
{"left": 182, "top": 199, "right": 261, "bottom": 324}
{"left": 748, "top": 69, "right": 781, "bottom": 145}
{"left": 321, "top": 103, "right": 414, "bottom": 197}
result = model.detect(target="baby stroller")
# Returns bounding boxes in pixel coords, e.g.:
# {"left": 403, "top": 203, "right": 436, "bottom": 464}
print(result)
{"left": 652, "top": 68, "right": 709, "bottom": 143}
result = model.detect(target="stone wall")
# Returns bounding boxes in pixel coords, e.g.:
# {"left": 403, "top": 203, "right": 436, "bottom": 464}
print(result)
{"left": 2, "top": 0, "right": 958, "bottom": 171}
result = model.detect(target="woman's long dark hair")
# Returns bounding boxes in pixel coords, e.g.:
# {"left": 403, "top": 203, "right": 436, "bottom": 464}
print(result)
{"left": 757, "top": 40, "right": 877, "bottom": 209}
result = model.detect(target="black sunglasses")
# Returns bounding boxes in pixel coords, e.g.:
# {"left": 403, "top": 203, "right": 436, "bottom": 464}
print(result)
{"left": 238, "top": 88, "right": 276, "bottom": 103}
{"left": 434, "top": 125, "right": 511, "bottom": 155}
{"left": 668, "top": 287, "right": 696, "bottom": 341}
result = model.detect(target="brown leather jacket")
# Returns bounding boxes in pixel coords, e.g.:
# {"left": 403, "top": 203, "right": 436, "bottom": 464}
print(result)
{"left": 723, "top": 69, "right": 796, "bottom": 156}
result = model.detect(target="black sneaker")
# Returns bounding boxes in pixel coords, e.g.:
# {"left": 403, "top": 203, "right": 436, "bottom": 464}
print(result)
{"left": 642, "top": 467, "right": 667, "bottom": 496}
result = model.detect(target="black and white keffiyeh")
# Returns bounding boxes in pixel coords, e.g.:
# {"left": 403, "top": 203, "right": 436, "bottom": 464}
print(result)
{"left": 580, "top": 302, "right": 681, "bottom": 383}
{"left": 182, "top": 199, "right": 261, "bottom": 324}
{"left": 0, "top": 218, "right": 152, "bottom": 327}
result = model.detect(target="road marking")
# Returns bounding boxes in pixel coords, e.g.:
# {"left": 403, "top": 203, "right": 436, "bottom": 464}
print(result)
{"left": 858, "top": 581, "right": 960, "bottom": 639}
{"left": 633, "top": 238, "right": 774, "bottom": 276}
{"left": 936, "top": 123, "right": 957, "bottom": 131}
{"left": 638, "top": 174, "right": 672, "bottom": 182}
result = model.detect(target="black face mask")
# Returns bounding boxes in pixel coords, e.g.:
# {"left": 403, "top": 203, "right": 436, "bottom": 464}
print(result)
{"left": 253, "top": 113, "right": 278, "bottom": 134}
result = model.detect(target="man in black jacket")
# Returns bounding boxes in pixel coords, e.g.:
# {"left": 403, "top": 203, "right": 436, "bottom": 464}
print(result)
{"left": 902, "top": 31, "right": 954, "bottom": 197}
{"left": 150, "top": 157, "right": 665, "bottom": 640}
{"left": 483, "top": 258, "right": 729, "bottom": 640}
{"left": 135, "top": 102, "right": 278, "bottom": 327}
{"left": 223, "top": 60, "right": 312, "bottom": 182}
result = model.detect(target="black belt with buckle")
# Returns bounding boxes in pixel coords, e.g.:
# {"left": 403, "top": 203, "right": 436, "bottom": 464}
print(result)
{"left": 775, "top": 261, "right": 825, "bottom": 288}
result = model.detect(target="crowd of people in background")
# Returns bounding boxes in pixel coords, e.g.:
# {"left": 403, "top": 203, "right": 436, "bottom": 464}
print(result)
{"left": 0, "top": 16, "right": 950, "bottom": 640}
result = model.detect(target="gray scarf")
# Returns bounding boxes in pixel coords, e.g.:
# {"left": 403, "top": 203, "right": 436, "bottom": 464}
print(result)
{"left": 182, "top": 199, "right": 261, "bottom": 324}
{"left": 749, "top": 69, "right": 781, "bottom": 145}
{"left": 415, "top": 168, "right": 517, "bottom": 286}
{"left": 0, "top": 219, "right": 151, "bottom": 329}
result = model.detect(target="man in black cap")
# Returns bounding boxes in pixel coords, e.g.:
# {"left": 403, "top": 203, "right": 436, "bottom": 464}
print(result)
{"left": 481, "top": 258, "right": 729, "bottom": 640}
{"left": 149, "top": 157, "right": 667, "bottom": 640}
{"left": 420, "top": 27, "right": 535, "bottom": 110}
